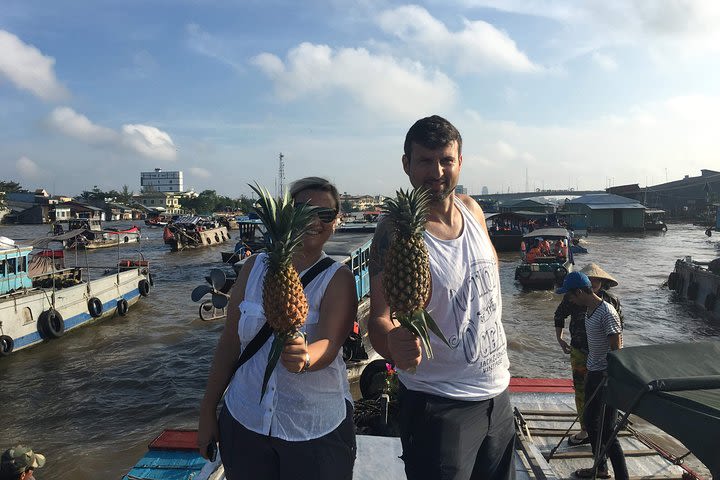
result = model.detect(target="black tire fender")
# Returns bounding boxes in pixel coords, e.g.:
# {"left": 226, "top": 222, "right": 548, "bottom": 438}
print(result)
{"left": 667, "top": 272, "right": 678, "bottom": 291}
{"left": 38, "top": 309, "right": 65, "bottom": 339}
{"left": 705, "top": 293, "right": 717, "bottom": 312}
{"left": 687, "top": 281, "right": 699, "bottom": 301}
{"left": 554, "top": 266, "right": 568, "bottom": 281}
{"left": 518, "top": 269, "right": 532, "bottom": 279}
{"left": 117, "top": 298, "right": 129, "bottom": 316}
{"left": 139, "top": 279, "right": 150, "bottom": 297}
{"left": 88, "top": 297, "right": 103, "bottom": 318}
{"left": 0, "top": 335, "right": 14, "bottom": 356}
{"left": 359, "top": 359, "right": 392, "bottom": 400}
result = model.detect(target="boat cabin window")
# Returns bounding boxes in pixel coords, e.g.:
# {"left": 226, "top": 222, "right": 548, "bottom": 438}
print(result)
{"left": 0, "top": 259, "right": 5, "bottom": 276}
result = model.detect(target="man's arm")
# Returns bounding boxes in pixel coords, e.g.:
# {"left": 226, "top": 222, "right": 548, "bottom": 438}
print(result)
{"left": 367, "top": 218, "right": 422, "bottom": 370}
{"left": 608, "top": 333, "right": 622, "bottom": 351}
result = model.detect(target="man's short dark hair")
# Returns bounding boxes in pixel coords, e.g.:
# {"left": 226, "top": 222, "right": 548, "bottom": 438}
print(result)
{"left": 404, "top": 115, "right": 462, "bottom": 161}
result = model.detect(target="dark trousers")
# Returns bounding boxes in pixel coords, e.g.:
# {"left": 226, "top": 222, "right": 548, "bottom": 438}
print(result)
{"left": 218, "top": 401, "right": 356, "bottom": 480}
{"left": 584, "top": 371, "right": 629, "bottom": 480}
{"left": 398, "top": 384, "right": 516, "bottom": 480}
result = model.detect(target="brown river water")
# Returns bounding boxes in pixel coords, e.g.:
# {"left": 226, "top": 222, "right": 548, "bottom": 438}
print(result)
{"left": 1, "top": 222, "right": 719, "bottom": 479}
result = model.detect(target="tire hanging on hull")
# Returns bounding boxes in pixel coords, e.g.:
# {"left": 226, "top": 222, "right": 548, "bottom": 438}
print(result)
{"left": 0, "top": 335, "right": 14, "bottom": 356}
{"left": 88, "top": 297, "right": 103, "bottom": 318}
{"left": 116, "top": 298, "right": 129, "bottom": 316}
{"left": 38, "top": 309, "right": 65, "bottom": 339}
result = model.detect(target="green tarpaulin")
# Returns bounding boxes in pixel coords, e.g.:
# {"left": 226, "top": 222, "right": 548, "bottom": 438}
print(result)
{"left": 606, "top": 342, "right": 720, "bottom": 477}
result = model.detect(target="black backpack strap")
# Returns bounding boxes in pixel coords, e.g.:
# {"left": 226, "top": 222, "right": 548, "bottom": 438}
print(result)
{"left": 233, "top": 256, "right": 336, "bottom": 371}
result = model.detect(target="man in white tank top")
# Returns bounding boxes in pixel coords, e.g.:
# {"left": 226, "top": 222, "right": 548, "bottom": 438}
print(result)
{"left": 368, "top": 115, "right": 515, "bottom": 480}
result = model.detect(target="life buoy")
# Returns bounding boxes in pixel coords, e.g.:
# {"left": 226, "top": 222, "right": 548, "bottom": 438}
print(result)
{"left": 667, "top": 272, "right": 678, "bottom": 291}
{"left": 116, "top": 298, "right": 129, "bottom": 316}
{"left": 705, "top": 293, "right": 717, "bottom": 312}
{"left": 88, "top": 297, "right": 103, "bottom": 318}
{"left": 687, "top": 281, "right": 699, "bottom": 301}
{"left": 139, "top": 279, "right": 150, "bottom": 297}
{"left": 38, "top": 309, "right": 65, "bottom": 339}
{"left": 554, "top": 266, "right": 568, "bottom": 282}
{"left": 0, "top": 335, "right": 14, "bottom": 356}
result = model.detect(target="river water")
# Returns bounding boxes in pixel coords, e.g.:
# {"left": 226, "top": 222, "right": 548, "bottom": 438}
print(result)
{"left": 0, "top": 222, "right": 719, "bottom": 479}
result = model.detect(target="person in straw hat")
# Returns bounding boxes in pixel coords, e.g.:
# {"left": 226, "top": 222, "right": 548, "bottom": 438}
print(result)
{"left": 553, "top": 263, "right": 624, "bottom": 447}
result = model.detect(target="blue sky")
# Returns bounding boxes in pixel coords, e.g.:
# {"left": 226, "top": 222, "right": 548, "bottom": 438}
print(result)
{"left": 2, "top": 0, "right": 720, "bottom": 198}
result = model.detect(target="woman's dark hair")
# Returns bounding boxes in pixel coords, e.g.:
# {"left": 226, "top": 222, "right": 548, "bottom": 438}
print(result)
{"left": 289, "top": 177, "right": 340, "bottom": 211}
{"left": 403, "top": 115, "right": 462, "bottom": 161}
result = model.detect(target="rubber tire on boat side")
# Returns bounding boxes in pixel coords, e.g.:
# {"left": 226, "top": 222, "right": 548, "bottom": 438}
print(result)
{"left": 0, "top": 335, "right": 14, "bottom": 356}
{"left": 687, "top": 281, "right": 699, "bottom": 301}
{"left": 359, "top": 359, "right": 393, "bottom": 400}
{"left": 88, "top": 297, "right": 103, "bottom": 318}
{"left": 139, "top": 279, "right": 150, "bottom": 297}
{"left": 38, "top": 309, "right": 65, "bottom": 339}
{"left": 705, "top": 293, "right": 717, "bottom": 312}
{"left": 117, "top": 298, "right": 129, "bottom": 316}
{"left": 667, "top": 272, "right": 677, "bottom": 291}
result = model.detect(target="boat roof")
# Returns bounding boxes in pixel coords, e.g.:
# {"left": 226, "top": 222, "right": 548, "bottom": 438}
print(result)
{"left": 606, "top": 342, "right": 720, "bottom": 477}
{"left": 324, "top": 231, "right": 373, "bottom": 264}
{"left": 522, "top": 228, "right": 568, "bottom": 239}
{"left": 30, "top": 229, "right": 89, "bottom": 247}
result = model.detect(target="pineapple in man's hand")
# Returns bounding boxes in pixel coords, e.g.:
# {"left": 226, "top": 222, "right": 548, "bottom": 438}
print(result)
{"left": 382, "top": 187, "right": 450, "bottom": 362}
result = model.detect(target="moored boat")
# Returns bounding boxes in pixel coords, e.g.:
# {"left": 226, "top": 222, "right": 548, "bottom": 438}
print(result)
{"left": 667, "top": 256, "right": 720, "bottom": 320}
{"left": 0, "top": 235, "right": 152, "bottom": 356}
{"left": 163, "top": 216, "right": 230, "bottom": 252}
{"left": 644, "top": 209, "right": 668, "bottom": 232}
{"left": 54, "top": 218, "right": 142, "bottom": 249}
{"left": 485, "top": 211, "right": 536, "bottom": 252}
{"left": 514, "top": 228, "right": 573, "bottom": 289}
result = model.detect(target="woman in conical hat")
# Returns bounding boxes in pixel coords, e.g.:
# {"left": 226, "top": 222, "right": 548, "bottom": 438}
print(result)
{"left": 553, "top": 262, "right": 624, "bottom": 446}
{"left": 580, "top": 263, "right": 618, "bottom": 288}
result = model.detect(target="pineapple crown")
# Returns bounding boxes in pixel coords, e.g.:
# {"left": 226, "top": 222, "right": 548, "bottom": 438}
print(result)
{"left": 382, "top": 187, "right": 431, "bottom": 237}
{"left": 249, "top": 183, "right": 318, "bottom": 270}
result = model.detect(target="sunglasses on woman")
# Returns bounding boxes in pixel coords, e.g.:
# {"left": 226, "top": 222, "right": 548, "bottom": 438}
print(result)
{"left": 294, "top": 203, "right": 338, "bottom": 223}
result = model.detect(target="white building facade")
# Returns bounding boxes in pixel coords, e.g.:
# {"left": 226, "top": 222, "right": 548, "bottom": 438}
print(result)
{"left": 141, "top": 168, "right": 184, "bottom": 193}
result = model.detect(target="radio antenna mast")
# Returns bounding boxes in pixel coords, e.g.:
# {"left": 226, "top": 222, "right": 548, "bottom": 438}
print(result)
{"left": 277, "top": 152, "right": 285, "bottom": 197}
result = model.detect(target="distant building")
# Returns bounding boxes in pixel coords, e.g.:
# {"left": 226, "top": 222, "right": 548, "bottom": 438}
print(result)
{"left": 499, "top": 197, "right": 555, "bottom": 214}
{"left": 455, "top": 184, "right": 468, "bottom": 195}
{"left": 141, "top": 168, "right": 184, "bottom": 193}
{"left": 482, "top": 186, "right": 489, "bottom": 195}
{"left": 563, "top": 193, "right": 645, "bottom": 232}
{"left": 135, "top": 191, "right": 184, "bottom": 215}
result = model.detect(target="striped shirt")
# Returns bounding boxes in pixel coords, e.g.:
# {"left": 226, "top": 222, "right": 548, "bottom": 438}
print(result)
{"left": 585, "top": 300, "right": 623, "bottom": 372}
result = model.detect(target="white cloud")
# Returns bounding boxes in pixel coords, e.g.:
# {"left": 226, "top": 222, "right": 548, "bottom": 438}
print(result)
{"left": 46, "top": 107, "right": 177, "bottom": 161}
{"left": 459, "top": 0, "right": 720, "bottom": 55}
{"left": 121, "top": 124, "right": 177, "bottom": 161}
{"left": 252, "top": 42, "right": 457, "bottom": 119}
{"left": 591, "top": 52, "right": 617, "bottom": 71}
{"left": 0, "top": 30, "right": 69, "bottom": 101}
{"left": 185, "top": 23, "right": 243, "bottom": 72}
{"left": 189, "top": 167, "right": 211, "bottom": 178}
{"left": 376, "top": 6, "right": 541, "bottom": 74}
{"left": 46, "top": 107, "right": 118, "bottom": 143}
{"left": 16, "top": 156, "right": 41, "bottom": 179}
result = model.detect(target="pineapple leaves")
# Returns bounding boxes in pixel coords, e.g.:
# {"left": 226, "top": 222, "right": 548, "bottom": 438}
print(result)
{"left": 421, "top": 309, "right": 450, "bottom": 349}
{"left": 260, "top": 333, "right": 286, "bottom": 401}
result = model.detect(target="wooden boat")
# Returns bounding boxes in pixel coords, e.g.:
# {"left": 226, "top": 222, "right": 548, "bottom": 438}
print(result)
{"left": 0, "top": 235, "right": 151, "bottom": 356}
{"left": 645, "top": 209, "right": 668, "bottom": 232}
{"left": 514, "top": 228, "right": 573, "bottom": 289}
{"left": 219, "top": 218, "right": 267, "bottom": 264}
{"left": 667, "top": 256, "right": 720, "bottom": 320}
{"left": 124, "top": 364, "right": 713, "bottom": 480}
{"left": 54, "top": 219, "right": 142, "bottom": 249}
{"left": 163, "top": 216, "right": 229, "bottom": 252}
{"left": 485, "top": 211, "right": 537, "bottom": 252}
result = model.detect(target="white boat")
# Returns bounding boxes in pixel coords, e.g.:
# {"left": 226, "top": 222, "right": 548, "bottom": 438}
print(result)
{"left": 0, "top": 235, "right": 152, "bottom": 356}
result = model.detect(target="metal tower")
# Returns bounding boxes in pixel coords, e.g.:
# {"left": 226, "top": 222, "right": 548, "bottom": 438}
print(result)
{"left": 278, "top": 152, "right": 285, "bottom": 197}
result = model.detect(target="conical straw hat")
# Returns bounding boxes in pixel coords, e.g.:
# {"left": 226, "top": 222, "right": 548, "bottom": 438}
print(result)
{"left": 580, "top": 263, "right": 618, "bottom": 287}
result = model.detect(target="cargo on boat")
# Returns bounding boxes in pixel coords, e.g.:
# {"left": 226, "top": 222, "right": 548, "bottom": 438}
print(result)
{"left": 52, "top": 218, "right": 141, "bottom": 250}
{"left": 514, "top": 228, "right": 573, "bottom": 289}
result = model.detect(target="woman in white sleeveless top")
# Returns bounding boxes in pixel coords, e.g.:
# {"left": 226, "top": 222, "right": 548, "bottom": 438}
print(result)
{"left": 197, "top": 177, "right": 358, "bottom": 480}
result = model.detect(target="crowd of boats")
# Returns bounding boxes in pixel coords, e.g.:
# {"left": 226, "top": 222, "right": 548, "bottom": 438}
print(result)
{"left": 2, "top": 210, "right": 719, "bottom": 479}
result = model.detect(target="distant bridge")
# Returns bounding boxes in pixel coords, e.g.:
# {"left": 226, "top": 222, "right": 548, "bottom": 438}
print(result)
{"left": 472, "top": 190, "right": 604, "bottom": 202}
